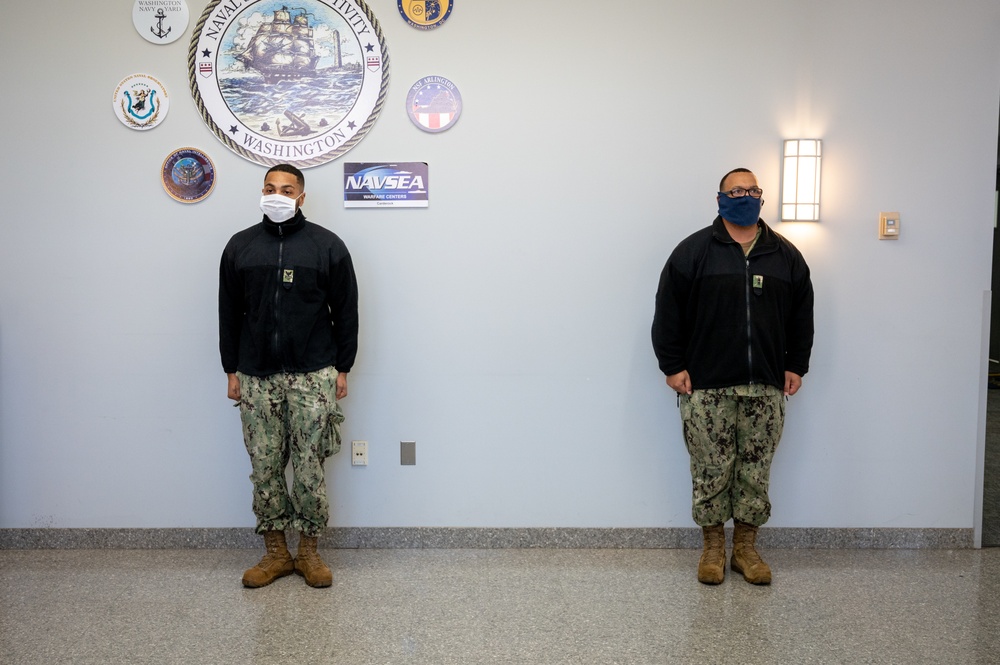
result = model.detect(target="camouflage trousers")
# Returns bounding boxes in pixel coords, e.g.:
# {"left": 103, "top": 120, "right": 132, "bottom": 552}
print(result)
{"left": 237, "top": 366, "right": 344, "bottom": 537}
{"left": 678, "top": 385, "right": 785, "bottom": 527}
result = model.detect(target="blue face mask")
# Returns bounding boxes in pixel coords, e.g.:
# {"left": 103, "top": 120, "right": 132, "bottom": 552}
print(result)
{"left": 718, "top": 194, "right": 762, "bottom": 227}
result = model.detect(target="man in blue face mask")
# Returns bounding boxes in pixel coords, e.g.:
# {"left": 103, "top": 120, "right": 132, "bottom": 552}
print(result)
{"left": 651, "top": 167, "right": 814, "bottom": 585}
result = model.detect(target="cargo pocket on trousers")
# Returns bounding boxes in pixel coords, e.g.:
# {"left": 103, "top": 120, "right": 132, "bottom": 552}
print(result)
{"left": 321, "top": 399, "right": 345, "bottom": 459}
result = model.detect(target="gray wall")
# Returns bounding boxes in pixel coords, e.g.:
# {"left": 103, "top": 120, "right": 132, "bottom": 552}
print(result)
{"left": 1, "top": 1, "right": 999, "bottom": 531}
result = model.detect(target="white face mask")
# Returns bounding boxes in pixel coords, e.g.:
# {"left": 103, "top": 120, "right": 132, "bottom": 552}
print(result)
{"left": 259, "top": 193, "right": 301, "bottom": 223}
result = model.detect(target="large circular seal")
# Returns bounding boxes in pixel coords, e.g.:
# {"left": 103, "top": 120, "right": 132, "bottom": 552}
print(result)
{"left": 188, "top": 0, "right": 390, "bottom": 168}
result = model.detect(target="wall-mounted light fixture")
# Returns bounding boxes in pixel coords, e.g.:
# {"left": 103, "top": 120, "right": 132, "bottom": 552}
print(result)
{"left": 781, "top": 139, "right": 822, "bottom": 221}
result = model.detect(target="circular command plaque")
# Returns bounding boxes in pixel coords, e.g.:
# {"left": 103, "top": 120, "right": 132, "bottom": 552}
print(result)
{"left": 113, "top": 74, "right": 169, "bottom": 131}
{"left": 406, "top": 75, "right": 462, "bottom": 133}
{"left": 161, "top": 148, "right": 216, "bottom": 203}
{"left": 397, "top": 1, "right": 453, "bottom": 30}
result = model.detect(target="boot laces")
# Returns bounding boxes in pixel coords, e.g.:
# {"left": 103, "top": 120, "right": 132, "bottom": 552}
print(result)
{"left": 702, "top": 547, "right": 725, "bottom": 567}
{"left": 258, "top": 536, "right": 289, "bottom": 569}
{"left": 737, "top": 542, "right": 764, "bottom": 567}
{"left": 298, "top": 548, "right": 322, "bottom": 567}
{"left": 701, "top": 531, "right": 726, "bottom": 566}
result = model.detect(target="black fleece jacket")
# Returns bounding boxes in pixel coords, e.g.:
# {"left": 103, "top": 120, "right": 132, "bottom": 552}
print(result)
{"left": 219, "top": 210, "right": 359, "bottom": 377}
{"left": 651, "top": 216, "right": 814, "bottom": 391}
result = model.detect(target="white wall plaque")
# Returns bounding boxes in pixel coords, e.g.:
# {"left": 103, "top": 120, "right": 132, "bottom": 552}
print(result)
{"left": 133, "top": 0, "right": 190, "bottom": 45}
{"left": 113, "top": 73, "right": 169, "bottom": 130}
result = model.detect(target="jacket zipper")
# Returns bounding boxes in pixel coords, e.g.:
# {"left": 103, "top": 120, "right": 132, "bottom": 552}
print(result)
{"left": 744, "top": 251, "right": 754, "bottom": 384}
{"left": 273, "top": 226, "right": 284, "bottom": 369}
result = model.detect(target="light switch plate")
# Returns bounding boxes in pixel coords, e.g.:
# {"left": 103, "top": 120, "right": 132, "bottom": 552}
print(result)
{"left": 879, "top": 212, "right": 900, "bottom": 240}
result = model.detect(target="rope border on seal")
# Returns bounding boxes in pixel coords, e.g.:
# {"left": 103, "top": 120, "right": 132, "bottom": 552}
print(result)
{"left": 187, "top": 0, "right": 390, "bottom": 169}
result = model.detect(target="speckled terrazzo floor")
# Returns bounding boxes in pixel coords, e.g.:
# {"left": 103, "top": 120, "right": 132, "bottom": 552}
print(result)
{"left": 1, "top": 547, "right": 997, "bottom": 664}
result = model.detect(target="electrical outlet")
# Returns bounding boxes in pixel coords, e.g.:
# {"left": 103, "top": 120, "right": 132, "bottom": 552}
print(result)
{"left": 352, "top": 440, "right": 368, "bottom": 466}
{"left": 401, "top": 440, "right": 416, "bottom": 465}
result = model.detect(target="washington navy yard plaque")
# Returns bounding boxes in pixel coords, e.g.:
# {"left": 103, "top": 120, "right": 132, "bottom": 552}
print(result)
{"left": 189, "top": 0, "right": 390, "bottom": 168}
{"left": 133, "top": 0, "right": 190, "bottom": 45}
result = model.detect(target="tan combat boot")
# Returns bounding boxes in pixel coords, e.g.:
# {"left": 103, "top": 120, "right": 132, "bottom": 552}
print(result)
{"left": 697, "top": 524, "right": 726, "bottom": 584}
{"left": 242, "top": 530, "right": 294, "bottom": 588}
{"left": 294, "top": 534, "right": 333, "bottom": 588}
{"left": 731, "top": 521, "right": 772, "bottom": 584}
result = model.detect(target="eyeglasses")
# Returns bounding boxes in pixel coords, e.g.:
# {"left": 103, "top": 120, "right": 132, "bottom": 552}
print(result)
{"left": 720, "top": 187, "right": 763, "bottom": 199}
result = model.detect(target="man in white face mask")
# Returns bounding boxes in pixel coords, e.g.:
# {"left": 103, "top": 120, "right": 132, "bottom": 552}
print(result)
{"left": 259, "top": 169, "right": 305, "bottom": 223}
{"left": 219, "top": 164, "right": 359, "bottom": 589}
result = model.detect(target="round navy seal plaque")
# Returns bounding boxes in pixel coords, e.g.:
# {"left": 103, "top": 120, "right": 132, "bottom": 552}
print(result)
{"left": 161, "top": 148, "right": 216, "bottom": 203}
{"left": 188, "top": 0, "right": 390, "bottom": 168}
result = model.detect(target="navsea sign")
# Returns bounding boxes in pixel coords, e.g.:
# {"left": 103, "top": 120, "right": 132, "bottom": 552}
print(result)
{"left": 344, "top": 162, "right": 428, "bottom": 208}
{"left": 188, "top": 0, "right": 390, "bottom": 168}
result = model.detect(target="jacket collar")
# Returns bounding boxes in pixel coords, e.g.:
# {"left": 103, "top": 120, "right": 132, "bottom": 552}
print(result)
{"left": 711, "top": 215, "right": 777, "bottom": 251}
{"left": 262, "top": 209, "right": 306, "bottom": 237}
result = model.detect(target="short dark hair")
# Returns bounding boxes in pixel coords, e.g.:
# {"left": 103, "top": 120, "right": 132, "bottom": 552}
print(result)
{"left": 265, "top": 163, "right": 305, "bottom": 189}
{"left": 720, "top": 167, "right": 753, "bottom": 191}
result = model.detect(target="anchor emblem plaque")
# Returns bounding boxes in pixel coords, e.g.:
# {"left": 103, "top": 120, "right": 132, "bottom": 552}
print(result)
{"left": 132, "top": 0, "right": 190, "bottom": 45}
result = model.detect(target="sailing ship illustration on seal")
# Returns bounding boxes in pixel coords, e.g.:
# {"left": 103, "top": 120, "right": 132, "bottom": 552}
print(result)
{"left": 236, "top": 6, "right": 340, "bottom": 83}
{"left": 190, "top": 0, "right": 389, "bottom": 166}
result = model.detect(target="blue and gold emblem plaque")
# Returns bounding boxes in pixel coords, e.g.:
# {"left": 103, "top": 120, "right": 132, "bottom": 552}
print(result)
{"left": 397, "top": 0, "right": 452, "bottom": 30}
{"left": 189, "top": 0, "right": 390, "bottom": 168}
